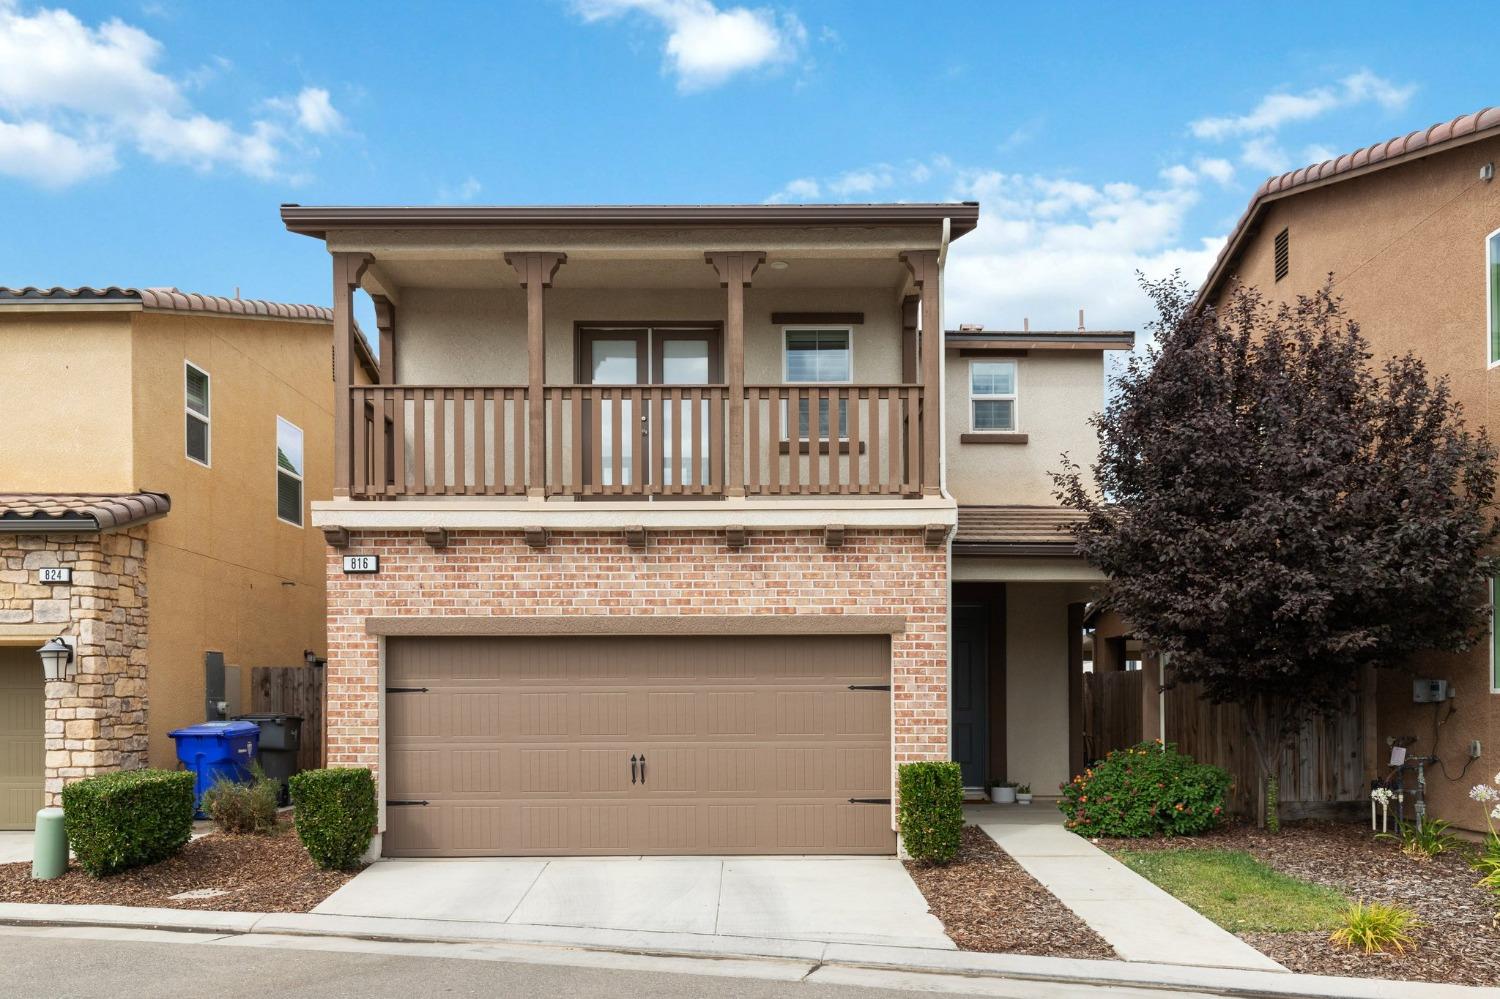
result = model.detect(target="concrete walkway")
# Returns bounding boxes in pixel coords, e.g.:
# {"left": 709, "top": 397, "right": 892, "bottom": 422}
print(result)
{"left": 314, "top": 855, "right": 954, "bottom": 950}
{"left": 0, "top": 831, "right": 30, "bottom": 865}
{"left": 967, "top": 803, "right": 1284, "bottom": 972}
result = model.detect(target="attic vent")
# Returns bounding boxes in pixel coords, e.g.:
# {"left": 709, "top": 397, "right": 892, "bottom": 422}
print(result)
{"left": 1273, "top": 227, "right": 1290, "bottom": 282}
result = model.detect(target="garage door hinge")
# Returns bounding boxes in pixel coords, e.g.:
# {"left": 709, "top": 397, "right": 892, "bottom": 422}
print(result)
{"left": 385, "top": 686, "right": 429, "bottom": 693}
{"left": 848, "top": 797, "right": 892, "bottom": 805}
{"left": 847, "top": 684, "right": 891, "bottom": 691}
{"left": 386, "top": 799, "right": 429, "bottom": 807}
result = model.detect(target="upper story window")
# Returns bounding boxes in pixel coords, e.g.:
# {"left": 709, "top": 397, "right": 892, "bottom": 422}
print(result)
{"left": 1488, "top": 228, "right": 1500, "bottom": 366}
{"left": 276, "top": 417, "right": 304, "bottom": 527}
{"left": 184, "top": 361, "right": 210, "bottom": 466}
{"left": 970, "top": 360, "right": 1017, "bottom": 432}
{"left": 784, "top": 327, "right": 851, "bottom": 438}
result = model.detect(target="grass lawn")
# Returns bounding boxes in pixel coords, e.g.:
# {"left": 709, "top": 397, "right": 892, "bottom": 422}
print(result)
{"left": 1115, "top": 849, "right": 1348, "bottom": 933}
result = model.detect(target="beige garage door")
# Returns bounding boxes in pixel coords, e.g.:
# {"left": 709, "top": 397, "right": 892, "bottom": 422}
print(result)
{"left": 384, "top": 634, "right": 894, "bottom": 857}
{"left": 0, "top": 647, "right": 45, "bottom": 830}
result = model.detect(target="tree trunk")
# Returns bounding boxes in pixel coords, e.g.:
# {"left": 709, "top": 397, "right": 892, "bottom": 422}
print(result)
{"left": 1243, "top": 693, "right": 1288, "bottom": 832}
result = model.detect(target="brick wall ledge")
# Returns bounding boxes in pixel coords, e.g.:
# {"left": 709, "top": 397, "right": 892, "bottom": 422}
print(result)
{"left": 365, "top": 613, "right": 909, "bottom": 637}
{"left": 311, "top": 497, "right": 957, "bottom": 531}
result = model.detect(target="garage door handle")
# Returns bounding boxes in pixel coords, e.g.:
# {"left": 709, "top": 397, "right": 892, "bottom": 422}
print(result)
{"left": 386, "top": 687, "right": 429, "bottom": 693}
{"left": 630, "top": 754, "right": 638, "bottom": 784}
{"left": 848, "top": 798, "right": 892, "bottom": 805}
{"left": 848, "top": 684, "right": 891, "bottom": 691}
{"left": 387, "top": 800, "right": 429, "bottom": 806}
{"left": 639, "top": 753, "right": 646, "bottom": 784}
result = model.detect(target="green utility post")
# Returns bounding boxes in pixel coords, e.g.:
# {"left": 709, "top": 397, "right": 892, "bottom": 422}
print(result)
{"left": 31, "top": 807, "right": 66, "bottom": 880}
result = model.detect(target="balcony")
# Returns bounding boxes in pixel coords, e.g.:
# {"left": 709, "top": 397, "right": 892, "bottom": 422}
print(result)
{"left": 351, "top": 382, "right": 928, "bottom": 499}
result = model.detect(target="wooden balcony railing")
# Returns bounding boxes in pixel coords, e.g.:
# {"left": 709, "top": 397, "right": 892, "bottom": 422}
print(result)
{"left": 347, "top": 383, "right": 926, "bottom": 500}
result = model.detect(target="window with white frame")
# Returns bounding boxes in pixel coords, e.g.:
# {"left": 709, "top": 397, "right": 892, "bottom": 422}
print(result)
{"left": 1488, "top": 228, "right": 1500, "bottom": 366}
{"left": 783, "top": 327, "right": 851, "bottom": 438}
{"left": 970, "top": 360, "right": 1017, "bottom": 432}
{"left": 184, "top": 362, "right": 210, "bottom": 465}
{"left": 276, "top": 417, "right": 304, "bottom": 527}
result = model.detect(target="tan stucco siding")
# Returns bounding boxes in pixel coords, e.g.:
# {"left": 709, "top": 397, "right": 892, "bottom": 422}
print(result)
{"left": 1005, "top": 583, "right": 1092, "bottom": 794}
{"left": 1207, "top": 134, "right": 1500, "bottom": 830}
{"left": 944, "top": 351, "right": 1104, "bottom": 505}
{"left": 0, "top": 314, "right": 135, "bottom": 492}
{"left": 129, "top": 312, "right": 334, "bottom": 764}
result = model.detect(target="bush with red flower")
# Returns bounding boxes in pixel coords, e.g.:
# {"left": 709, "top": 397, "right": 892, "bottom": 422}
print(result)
{"left": 1058, "top": 740, "right": 1231, "bottom": 837}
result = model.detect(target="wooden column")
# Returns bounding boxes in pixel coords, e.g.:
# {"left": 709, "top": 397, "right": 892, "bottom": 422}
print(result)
{"left": 705, "top": 251, "right": 765, "bottom": 497}
{"left": 372, "top": 294, "right": 396, "bottom": 383}
{"left": 900, "top": 250, "right": 942, "bottom": 495}
{"left": 331, "top": 252, "right": 372, "bottom": 497}
{"left": 505, "top": 252, "right": 567, "bottom": 497}
{"left": 900, "top": 294, "right": 920, "bottom": 384}
{"left": 1141, "top": 651, "right": 1163, "bottom": 743}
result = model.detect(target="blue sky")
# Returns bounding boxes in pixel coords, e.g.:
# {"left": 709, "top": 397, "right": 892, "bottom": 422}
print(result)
{"left": 1, "top": 0, "right": 1493, "bottom": 336}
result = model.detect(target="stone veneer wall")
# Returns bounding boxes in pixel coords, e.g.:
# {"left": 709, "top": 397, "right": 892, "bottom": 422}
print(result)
{"left": 325, "top": 528, "right": 949, "bottom": 813}
{"left": 0, "top": 529, "right": 150, "bottom": 804}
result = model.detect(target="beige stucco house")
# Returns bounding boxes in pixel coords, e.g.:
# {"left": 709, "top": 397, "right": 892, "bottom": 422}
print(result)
{"left": 0, "top": 286, "right": 377, "bottom": 828}
{"left": 279, "top": 201, "right": 1132, "bottom": 858}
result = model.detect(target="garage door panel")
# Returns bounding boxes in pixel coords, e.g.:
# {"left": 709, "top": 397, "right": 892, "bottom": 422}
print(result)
{"left": 384, "top": 636, "right": 893, "bottom": 857}
{"left": 0, "top": 650, "right": 45, "bottom": 830}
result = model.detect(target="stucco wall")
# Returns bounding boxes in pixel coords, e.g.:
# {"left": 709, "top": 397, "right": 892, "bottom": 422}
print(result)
{"left": 944, "top": 350, "right": 1105, "bottom": 505}
{"left": 1005, "top": 582, "right": 1090, "bottom": 796}
{"left": 129, "top": 312, "right": 335, "bottom": 766}
{"left": 0, "top": 313, "right": 135, "bottom": 493}
{"left": 1208, "top": 134, "right": 1500, "bottom": 829}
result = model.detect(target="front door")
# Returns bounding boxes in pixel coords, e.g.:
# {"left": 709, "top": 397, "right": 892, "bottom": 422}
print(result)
{"left": 578, "top": 325, "right": 722, "bottom": 491}
{"left": 951, "top": 604, "right": 989, "bottom": 788}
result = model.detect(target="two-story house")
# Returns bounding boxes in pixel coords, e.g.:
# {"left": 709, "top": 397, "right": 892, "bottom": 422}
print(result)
{"left": 1197, "top": 107, "right": 1500, "bottom": 829}
{"left": 281, "top": 202, "right": 1132, "bottom": 858}
{"left": 0, "top": 286, "right": 376, "bottom": 828}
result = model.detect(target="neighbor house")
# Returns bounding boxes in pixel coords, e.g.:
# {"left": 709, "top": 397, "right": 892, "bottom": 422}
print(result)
{"left": 0, "top": 286, "right": 377, "bottom": 829}
{"left": 281, "top": 201, "right": 1132, "bottom": 857}
{"left": 1196, "top": 106, "right": 1500, "bottom": 829}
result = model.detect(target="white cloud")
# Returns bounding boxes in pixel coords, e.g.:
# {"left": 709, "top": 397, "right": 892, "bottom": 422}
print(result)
{"left": 571, "top": 0, "right": 805, "bottom": 91}
{"left": 1190, "top": 70, "right": 1414, "bottom": 140}
{"left": 765, "top": 176, "right": 821, "bottom": 203}
{"left": 438, "top": 176, "right": 483, "bottom": 202}
{"left": 1239, "top": 136, "right": 1289, "bottom": 174}
{"left": 0, "top": 2, "right": 345, "bottom": 187}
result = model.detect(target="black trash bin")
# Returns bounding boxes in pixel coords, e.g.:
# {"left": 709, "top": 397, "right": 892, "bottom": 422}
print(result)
{"left": 233, "top": 713, "right": 303, "bottom": 805}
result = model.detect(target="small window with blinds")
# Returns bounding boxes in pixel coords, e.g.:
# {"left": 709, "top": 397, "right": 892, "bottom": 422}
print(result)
{"left": 1274, "top": 227, "right": 1290, "bottom": 282}
{"left": 1488, "top": 228, "right": 1500, "bottom": 366}
{"left": 184, "top": 362, "right": 210, "bottom": 465}
{"left": 276, "top": 417, "right": 304, "bottom": 527}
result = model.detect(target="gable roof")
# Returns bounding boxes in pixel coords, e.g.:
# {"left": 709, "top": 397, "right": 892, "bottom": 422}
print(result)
{"left": 1199, "top": 106, "right": 1500, "bottom": 304}
{"left": 0, "top": 492, "right": 171, "bottom": 533}
{"left": 0, "top": 285, "right": 380, "bottom": 381}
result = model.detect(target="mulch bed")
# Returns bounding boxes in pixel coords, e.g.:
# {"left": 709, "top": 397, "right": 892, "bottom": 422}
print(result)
{"left": 904, "top": 825, "right": 1116, "bottom": 959}
{"left": 0, "top": 821, "right": 358, "bottom": 913}
{"left": 1096, "top": 820, "right": 1500, "bottom": 987}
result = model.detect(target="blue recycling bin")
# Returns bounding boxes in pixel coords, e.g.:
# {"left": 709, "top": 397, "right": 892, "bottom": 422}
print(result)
{"left": 169, "top": 720, "right": 260, "bottom": 816}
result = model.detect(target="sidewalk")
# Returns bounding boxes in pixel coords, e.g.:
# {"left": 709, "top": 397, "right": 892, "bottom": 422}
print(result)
{"left": 0, "top": 900, "right": 1483, "bottom": 999}
{"left": 966, "top": 802, "right": 1284, "bottom": 972}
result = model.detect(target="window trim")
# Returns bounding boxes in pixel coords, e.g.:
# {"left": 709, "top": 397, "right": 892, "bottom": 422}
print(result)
{"left": 969, "top": 358, "right": 1019, "bottom": 433}
{"left": 275, "top": 416, "right": 305, "bottom": 528}
{"left": 1491, "top": 577, "right": 1500, "bottom": 693}
{"left": 781, "top": 326, "right": 854, "bottom": 385}
{"left": 1487, "top": 226, "right": 1500, "bottom": 368}
{"left": 184, "top": 360, "right": 211, "bottom": 467}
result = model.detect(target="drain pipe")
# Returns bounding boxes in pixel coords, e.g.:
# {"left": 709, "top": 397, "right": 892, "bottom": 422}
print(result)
{"left": 937, "top": 216, "right": 959, "bottom": 788}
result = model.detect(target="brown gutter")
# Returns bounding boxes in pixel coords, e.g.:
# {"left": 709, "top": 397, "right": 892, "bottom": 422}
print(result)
{"left": 952, "top": 543, "right": 1081, "bottom": 558}
{"left": 280, "top": 203, "right": 980, "bottom": 240}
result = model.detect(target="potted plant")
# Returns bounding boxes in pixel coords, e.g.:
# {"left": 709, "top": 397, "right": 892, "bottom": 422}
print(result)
{"left": 1016, "top": 783, "right": 1033, "bottom": 805}
{"left": 990, "top": 779, "right": 1018, "bottom": 804}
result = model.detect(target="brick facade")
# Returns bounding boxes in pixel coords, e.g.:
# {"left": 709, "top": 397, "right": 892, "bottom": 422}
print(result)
{"left": 1, "top": 529, "right": 150, "bottom": 804}
{"left": 325, "top": 528, "right": 948, "bottom": 799}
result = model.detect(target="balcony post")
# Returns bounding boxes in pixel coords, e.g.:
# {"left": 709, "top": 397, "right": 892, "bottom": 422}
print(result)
{"left": 705, "top": 251, "right": 765, "bottom": 497}
{"left": 331, "top": 251, "right": 372, "bottom": 497}
{"left": 372, "top": 294, "right": 396, "bottom": 383}
{"left": 505, "top": 252, "right": 567, "bottom": 497}
{"left": 900, "top": 250, "right": 942, "bottom": 495}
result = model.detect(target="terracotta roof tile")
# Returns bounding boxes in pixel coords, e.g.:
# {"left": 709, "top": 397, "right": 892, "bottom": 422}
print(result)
{"left": 954, "top": 505, "right": 1085, "bottom": 549}
{"left": 0, "top": 492, "right": 171, "bottom": 533}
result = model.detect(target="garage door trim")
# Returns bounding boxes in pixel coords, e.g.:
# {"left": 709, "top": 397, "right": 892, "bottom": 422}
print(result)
{"left": 367, "top": 613, "right": 907, "bottom": 637}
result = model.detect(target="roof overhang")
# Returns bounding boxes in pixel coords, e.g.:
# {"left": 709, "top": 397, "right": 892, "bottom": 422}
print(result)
{"left": 0, "top": 492, "right": 171, "bottom": 534}
{"left": 946, "top": 331, "right": 1135, "bottom": 352}
{"left": 280, "top": 203, "right": 981, "bottom": 241}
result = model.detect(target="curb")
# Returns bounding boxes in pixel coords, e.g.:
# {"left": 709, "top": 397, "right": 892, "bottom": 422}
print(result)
{"left": 0, "top": 902, "right": 1487, "bottom": 999}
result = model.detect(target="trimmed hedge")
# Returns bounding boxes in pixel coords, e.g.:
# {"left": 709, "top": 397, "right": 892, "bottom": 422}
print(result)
{"left": 61, "top": 769, "right": 195, "bottom": 876}
{"left": 289, "top": 768, "right": 376, "bottom": 870}
{"left": 898, "top": 761, "right": 964, "bottom": 864}
{"left": 1058, "top": 740, "right": 1231, "bottom": 837}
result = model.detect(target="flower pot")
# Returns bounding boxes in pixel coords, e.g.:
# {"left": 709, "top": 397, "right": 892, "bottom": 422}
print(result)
{"left": 1017, "top": 793, "right": 1033, "bottom": 805}
{"left": 993, "top": 786, "right": 1017, "bottom": 804}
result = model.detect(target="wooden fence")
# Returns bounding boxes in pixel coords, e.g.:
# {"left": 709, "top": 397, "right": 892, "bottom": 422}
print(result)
{"left": 249, "top": 665, "right": 325, "bottom": 773}
{"left": 1082, "top": 670, "right": 1143, "bottom": 765}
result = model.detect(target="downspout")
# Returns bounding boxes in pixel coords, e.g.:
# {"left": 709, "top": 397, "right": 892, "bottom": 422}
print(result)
{"left": 937, "top": 216, "right": 958, "bottom": 778}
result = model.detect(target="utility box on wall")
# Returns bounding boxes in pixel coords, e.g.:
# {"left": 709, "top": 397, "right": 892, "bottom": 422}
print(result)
{"left": 1412, "top": 678, "right": 1449, "bottom": 703}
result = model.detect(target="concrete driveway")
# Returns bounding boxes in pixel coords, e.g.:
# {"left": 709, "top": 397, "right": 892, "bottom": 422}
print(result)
{"left": 313, "top": 855, "right": 954, "bottom": 950}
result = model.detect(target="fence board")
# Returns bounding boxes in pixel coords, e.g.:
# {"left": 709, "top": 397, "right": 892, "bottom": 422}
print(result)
{"left": 249, "top": 665, "right": 325, "bottom": 773}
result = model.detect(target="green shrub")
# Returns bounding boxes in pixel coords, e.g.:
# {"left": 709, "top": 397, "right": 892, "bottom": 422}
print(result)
{"left": 289, "top": 768, "right": 376, "bottom": 869}
{"left": 1378, "top": 818, "right": 1462, "bottom": 861}
{"left": 1058, "top": 740, "right": 1231, "bottom": 838}
{"left": 898, "top": 761, "right": 964, "bottom": 864}
{"left": 61, "top": 769, "right": 194, "bottom": 876}
{"left": 1329, "top": 899, "right": 1421, "bottom": 954}
{"left": 1472, "top": 833, "right": 1500, "bottom": 893}
{"left": 202, "top": 762, "right": 281, "bottom": 835}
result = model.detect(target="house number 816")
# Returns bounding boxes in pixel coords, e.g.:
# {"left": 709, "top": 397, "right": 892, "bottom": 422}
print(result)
{"left": 342, "top": 555, "right": 379, "bottom": 574}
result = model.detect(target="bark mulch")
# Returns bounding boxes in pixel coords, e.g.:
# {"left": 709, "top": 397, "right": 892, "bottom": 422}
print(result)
{"left": 904, "top": 825, "right": 1116, "bottom": 959}
{"left": 0, "top": 821, "right": 358, "bottom": 913}
{"left": 1096, "top": 820, "right": 1500, "bottom": 987}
